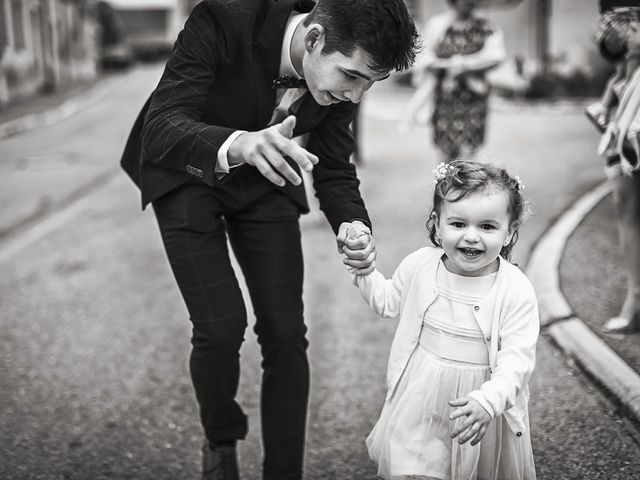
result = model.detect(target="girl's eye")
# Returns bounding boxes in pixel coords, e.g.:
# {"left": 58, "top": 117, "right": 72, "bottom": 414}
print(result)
{"left": 451, "top": 222, "right": 465, "bottom": 228}
{"left": 481, "top": 224, "right": 496, "bottom": 230}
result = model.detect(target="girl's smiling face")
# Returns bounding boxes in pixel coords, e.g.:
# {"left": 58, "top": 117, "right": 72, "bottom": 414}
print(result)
{"left": 434, "top": 187, "right": 514, "bottom": 277}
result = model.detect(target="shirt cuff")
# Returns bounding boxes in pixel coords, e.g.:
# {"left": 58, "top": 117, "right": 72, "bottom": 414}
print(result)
{"left": 350, "top": 267, "right": 377, "bottom": 286}
{"left": 216, "top": 130, "right": 247, "bottom": 177}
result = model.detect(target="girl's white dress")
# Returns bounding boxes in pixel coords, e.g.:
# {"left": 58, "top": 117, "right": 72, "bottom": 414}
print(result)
{"left": 366, "top": 262, "right": 536, "bottom": 480}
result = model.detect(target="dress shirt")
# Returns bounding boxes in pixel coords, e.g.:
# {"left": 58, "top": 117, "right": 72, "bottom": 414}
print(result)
{"left": 216, "top": 12, "right": 308, "bottom": 176}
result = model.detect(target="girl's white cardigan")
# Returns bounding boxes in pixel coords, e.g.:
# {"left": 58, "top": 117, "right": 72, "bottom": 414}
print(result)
{"left": 354, "top": 247, "right": 540, "bottom": 436}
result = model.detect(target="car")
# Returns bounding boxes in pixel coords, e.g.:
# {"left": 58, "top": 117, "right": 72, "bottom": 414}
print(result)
{"left": 95, "top": 1, "right": 133, "bottom": 69}
{"left": 101, "top": 0, "right": 186, "bottom": 60}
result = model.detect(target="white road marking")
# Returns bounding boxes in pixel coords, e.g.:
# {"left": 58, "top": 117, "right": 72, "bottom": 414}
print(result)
{"left": 0, "top": 174, "right": 120, "bottom": 265}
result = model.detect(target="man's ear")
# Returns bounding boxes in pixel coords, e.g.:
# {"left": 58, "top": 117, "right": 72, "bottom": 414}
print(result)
{"left": 305, "top": 24, "right": 325, "bottom": 53}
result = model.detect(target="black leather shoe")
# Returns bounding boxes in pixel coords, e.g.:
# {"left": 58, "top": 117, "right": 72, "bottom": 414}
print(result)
{"left": 202, "top": 441, "right": 239, "bottom": 480}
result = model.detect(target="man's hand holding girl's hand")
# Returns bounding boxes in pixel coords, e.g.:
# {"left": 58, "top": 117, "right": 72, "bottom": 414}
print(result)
{"left": 337, "top": 221, "right": 376, "bottom": 276}
{"left": 449, "top": 396, "right": 491, "bottom": 446}
{"left": 228, "top": 115, "right": 319, "bottom": 187}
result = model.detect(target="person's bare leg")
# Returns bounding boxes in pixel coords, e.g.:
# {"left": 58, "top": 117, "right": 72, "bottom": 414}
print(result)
{"left": 603, "top": 172, "right": 640, "bottom": 333}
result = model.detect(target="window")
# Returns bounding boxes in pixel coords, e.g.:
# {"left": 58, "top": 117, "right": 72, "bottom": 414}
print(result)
{"left": 0, "top": 0, "right": 7, "bottom": 52}
{"left": 10, "top": 0, "right": 25, "bottom": 50}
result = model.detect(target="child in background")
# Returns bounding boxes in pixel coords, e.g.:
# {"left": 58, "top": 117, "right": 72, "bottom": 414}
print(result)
{"left": 347, "top": 160, "right": 538, "bottom": 480}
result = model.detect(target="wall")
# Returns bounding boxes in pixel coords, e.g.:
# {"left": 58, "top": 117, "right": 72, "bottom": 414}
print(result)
{"left": 0, "top": 0, "right": 98, "bottom": 109}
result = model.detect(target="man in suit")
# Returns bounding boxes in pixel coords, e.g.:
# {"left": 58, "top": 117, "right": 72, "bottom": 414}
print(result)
{"left": 120, "top": 0, "right": 419, "bottom": 478}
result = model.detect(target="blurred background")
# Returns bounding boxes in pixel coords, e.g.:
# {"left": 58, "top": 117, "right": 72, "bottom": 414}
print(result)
{"left": 2, "top": 1, "right": 640, "bottom": 480}
{"left": 0, "top": 0, "right": 615, "bottom": 108}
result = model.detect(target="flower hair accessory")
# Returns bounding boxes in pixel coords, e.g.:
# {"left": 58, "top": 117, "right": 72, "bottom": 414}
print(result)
{"left": 432, "top": 162, "right": 459, "bottom": 184}
{"left": 514, "top": 175, "right": 525, "bottom": 191}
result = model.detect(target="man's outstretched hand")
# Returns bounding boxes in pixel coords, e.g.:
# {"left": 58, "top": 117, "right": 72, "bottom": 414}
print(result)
{"left": 227, "top": 115, "right": 319, "bottom": 186}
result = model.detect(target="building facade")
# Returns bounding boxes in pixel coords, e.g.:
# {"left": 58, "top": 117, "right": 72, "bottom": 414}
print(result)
{"left": 0, "top": 0, "right": 98, "bottom": 109}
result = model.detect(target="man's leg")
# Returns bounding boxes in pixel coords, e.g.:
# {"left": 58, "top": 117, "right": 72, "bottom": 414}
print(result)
{"left": 152, "top": 184, "right": 249, "bottom": 446}
{"left": 226, "top": 192, "right": 309, "bottom": 480}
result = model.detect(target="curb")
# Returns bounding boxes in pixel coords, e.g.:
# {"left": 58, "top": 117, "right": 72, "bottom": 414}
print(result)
{"left": 0, "top": 74, "right": 127, "bottom": 140}
{"left": 525, "top": 180, "right": 640, "bottom": 425}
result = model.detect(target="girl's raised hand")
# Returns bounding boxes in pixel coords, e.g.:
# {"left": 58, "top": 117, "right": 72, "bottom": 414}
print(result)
{"left": 449, "top": 396, "right": 491, "bottom": 446}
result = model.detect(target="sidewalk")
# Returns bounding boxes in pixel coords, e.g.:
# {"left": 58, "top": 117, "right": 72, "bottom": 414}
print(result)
{"left": 0, "top": 76, "right": 102, "bottom": 125}
{"left": 0, "top": 71, "right": 127, "bottom": 140}
{"left": 528, "top": 177, "right": 640, "bottom": 426}
{"left": 561, "top": 187, "right": 640, "bottom": 374}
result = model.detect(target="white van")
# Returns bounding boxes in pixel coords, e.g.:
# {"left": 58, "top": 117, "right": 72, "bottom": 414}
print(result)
{"left": 104, "top": 0, "right": 187, "bottom": 57}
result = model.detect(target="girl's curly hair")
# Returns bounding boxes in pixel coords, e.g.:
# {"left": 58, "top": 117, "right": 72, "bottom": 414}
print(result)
{"left": 426, "top": 160, "right": 527, "bottom": 261}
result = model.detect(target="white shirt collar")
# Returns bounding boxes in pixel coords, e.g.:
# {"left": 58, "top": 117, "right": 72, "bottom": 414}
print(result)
{"left": 280, "top": 12, "right": 308, "bottom": 78}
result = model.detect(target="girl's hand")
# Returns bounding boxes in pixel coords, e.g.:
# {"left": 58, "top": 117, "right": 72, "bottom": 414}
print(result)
{"left": 449, "top": 396, "right": 491, "bottom": 446}
{"left": 337, "top": 222, "right": 376, "bottom": 275}
{"left": 336, "top": 221, "right": 369, "bottom": 253}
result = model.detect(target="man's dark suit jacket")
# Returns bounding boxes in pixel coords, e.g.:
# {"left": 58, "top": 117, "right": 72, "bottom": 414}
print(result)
{"left": 120, "top": 0, "right": 370, "bottom": 233}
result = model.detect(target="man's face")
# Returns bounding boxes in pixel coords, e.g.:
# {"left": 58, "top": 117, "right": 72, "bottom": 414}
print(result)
{"left": 302, "top": 37, "right": 390, "bottom": 106}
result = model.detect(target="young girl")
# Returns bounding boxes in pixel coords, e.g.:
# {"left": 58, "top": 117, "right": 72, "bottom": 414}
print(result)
{"left": 347, "top": 160, "right": 538, "bottom": 480}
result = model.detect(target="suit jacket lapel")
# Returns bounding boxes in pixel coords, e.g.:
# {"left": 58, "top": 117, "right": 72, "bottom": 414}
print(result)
{"left": 253, "top": 0, "right": 316, "bottom": 127}
{"left": 293, "top": 92, "right": 324, "bottom": 134}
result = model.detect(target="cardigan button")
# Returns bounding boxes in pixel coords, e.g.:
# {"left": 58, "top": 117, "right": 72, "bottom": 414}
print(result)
{"left": 474, "top": 305, "right": 480, "bottom": 311}
{"left": 486, "top": 336, "right": 491, "bottom": 342}
{"left": 516, "top": 432, "right": 522, "bottom": 437}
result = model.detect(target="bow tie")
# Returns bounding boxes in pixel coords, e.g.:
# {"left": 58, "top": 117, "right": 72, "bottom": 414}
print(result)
{"left": 272, "top": 74, "right": 308, "bottom": 90}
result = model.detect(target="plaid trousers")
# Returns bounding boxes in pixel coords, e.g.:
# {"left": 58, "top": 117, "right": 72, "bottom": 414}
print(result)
{"left": 153, "top": 178, "right": 309, "bottom": 480}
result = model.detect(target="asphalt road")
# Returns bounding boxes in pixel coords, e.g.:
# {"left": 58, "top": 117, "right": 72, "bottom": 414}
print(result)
{"left": 1, "top": 66, "right": 640, "bottom": 479}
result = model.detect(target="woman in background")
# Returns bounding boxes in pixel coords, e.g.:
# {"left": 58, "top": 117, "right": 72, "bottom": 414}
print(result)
{"left": 405, "top": 0, "right": 506, "bottom": 163}
{"left": 594, "top": 2, "right": 640, "bottom": 334}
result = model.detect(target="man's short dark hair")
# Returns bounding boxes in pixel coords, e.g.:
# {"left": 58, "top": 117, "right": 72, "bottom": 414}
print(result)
{"left": 304, "top": 0, "right": 420, "bottom": 73}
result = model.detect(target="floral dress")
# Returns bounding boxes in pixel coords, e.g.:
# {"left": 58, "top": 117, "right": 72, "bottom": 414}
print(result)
{"left": 431, "top": 16, "right": 497, "bottom": 160}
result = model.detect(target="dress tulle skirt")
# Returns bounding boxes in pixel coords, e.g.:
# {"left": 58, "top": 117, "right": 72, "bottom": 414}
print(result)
{"left": 366, "top": 346, "right": 536, "bottom": 480}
